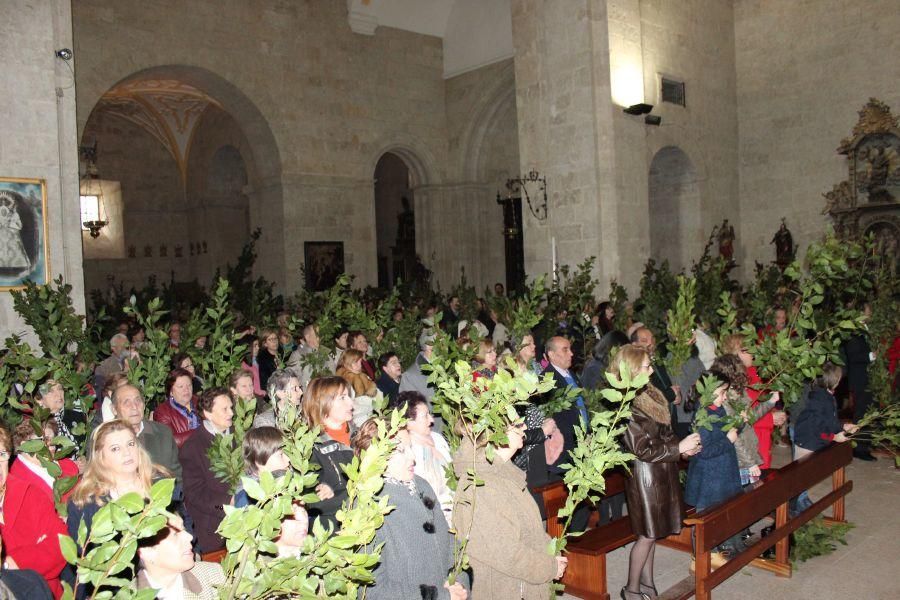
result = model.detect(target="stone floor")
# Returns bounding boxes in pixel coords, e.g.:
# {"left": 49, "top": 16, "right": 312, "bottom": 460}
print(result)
{"left": 561, "top": 445, "right": 900, "bottom": 600}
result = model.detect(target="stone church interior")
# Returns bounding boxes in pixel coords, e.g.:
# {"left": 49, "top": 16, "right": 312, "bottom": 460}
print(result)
{"left": 1, "top": 1, "right": 898, "bottom": 600}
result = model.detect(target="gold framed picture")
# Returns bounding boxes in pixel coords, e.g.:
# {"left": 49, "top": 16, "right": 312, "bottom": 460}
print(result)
{"left": 0, "top": 177, "right": 50, "bottom": 290}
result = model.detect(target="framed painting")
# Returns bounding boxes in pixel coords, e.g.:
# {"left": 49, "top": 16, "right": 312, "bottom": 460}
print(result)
{"left": 0, "top": 177, "right": 49, "bottom": 290}
{"left": 304, "top": 241, "right": 344, "bottom": 291}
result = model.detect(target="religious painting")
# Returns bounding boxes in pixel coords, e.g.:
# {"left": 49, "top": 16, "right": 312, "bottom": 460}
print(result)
{"left": 0, "top": 177, "right": 49, "bottom": 291}
{"left": 304, "top": 241, "right": 344, "bottom": 291}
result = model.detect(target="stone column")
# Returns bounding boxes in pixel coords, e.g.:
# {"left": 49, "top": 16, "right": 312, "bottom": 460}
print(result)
{"left": 511, "top": 0, "right": 624, "bottom": 288}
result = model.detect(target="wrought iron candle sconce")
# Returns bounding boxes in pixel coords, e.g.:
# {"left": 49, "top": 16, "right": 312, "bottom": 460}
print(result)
{"left": 504, "top": 169, "right": 548, "bottom": 221}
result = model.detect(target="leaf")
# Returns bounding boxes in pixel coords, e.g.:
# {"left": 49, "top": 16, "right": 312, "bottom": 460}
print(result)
{"left": 58, "top": 534, "right": 78, "bottom": 564}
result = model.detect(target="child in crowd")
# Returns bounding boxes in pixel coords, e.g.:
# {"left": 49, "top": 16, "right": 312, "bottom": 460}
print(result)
{"left": 684, "top": 364, "right": 743, "bottom": 561}
{"left": 793, "top": 363, "right": 858, "bottom": 511}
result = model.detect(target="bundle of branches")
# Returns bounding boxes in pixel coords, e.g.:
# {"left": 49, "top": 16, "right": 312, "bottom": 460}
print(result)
{"left": 216, "top": 408, "right": 404, "bottom": 598}
{"left": 60, "top": 478, "right": 176, "bottom": 600}
{"left": 635, "top": 259, "right": 679, "bottom": 342}
{"left": 183, "top": 278, "right": 247, "bottom": 388}
{"left": 662, "top": 275, "right": 697, "bottom": 377}
{"left": 122, "top": 297, "right": 173, "bottom": 404}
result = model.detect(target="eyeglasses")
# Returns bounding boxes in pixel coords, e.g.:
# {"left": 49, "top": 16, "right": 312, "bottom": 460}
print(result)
{"left": 0, "top": 451, "right": 10, "bottom": 460}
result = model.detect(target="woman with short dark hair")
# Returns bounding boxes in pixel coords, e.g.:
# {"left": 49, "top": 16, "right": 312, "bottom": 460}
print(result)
{"left": 179, "top": 387, "right": 234, "bottom": 553}
{"left": 153, "top": 368, "right": 201, "bottom": 447}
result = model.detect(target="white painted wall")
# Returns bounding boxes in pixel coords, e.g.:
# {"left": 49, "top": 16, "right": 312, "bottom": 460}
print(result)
{"left": 443, "top": 0, "right": 514, "bottom": 78}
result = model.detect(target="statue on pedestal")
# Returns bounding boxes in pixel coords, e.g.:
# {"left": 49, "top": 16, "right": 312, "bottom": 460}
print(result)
{"left": 771, "top": 218, "right": 795, "bottom": 268}
{"left": 717, "top": 219, "right": 735, "bottom": 265}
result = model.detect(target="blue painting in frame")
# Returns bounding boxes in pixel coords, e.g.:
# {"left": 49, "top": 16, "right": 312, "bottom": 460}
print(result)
{"left": 0, "top": 177, "right": 49, "bottom": 290}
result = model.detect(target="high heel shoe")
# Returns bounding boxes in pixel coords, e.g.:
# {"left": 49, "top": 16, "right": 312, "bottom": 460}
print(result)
{"left": 639, "top": 582, "right": 658, "bottom": 599}
{"left": 621, "top": 588, "right": 650, "bottom": 600}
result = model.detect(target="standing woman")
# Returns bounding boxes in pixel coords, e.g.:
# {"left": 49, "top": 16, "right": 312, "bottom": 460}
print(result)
{"left": 615, "top": 344, "right": 701, "bottom": 600}
{"left": 0, "top": 425, "right": 68, "bottom": 598}
{"left": 453, "top": 421, "right": 567, "bottom": 599}
{"left": 388, "top": 391, "right": 454, "bottom": 523}
{"left": 353, "top": 420, "right": 467, "bottom": 600}
{"left": 179, "top": 388, "right": 234, "bottom": 554}
{"left": 302, "top": 377, "right": 356, "bottom": 531}
{"left": 256, "top": 329, "right": 280, "bottom": 391}
{"left": 153, "top": 368, "right": 201, "bottom": 447}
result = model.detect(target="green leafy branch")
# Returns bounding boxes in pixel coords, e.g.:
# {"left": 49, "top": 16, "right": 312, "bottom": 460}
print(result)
{"left": 662, "top": 275, "right": 696, "bottom": 377}
{"left": 208, "top": 396, "right": 257, "bottom": 494}
{"left": 123, "top": 297, "right": 173, "bottom": 403}
{"left": 60, "top": 478, "right": 176, "bottom": 600}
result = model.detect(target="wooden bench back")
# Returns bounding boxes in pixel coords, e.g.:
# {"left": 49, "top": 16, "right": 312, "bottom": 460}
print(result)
{"left": 687, "top": 441, "right": 853, "bottom": 551}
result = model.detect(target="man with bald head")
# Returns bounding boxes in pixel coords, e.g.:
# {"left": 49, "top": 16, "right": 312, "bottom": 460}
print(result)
{"left": 111, "top": 384, "right": 182, "bottom": 483}
{"left": 94, "top": 332, "right": 132, "bottom": 395}
{"left": 630, "top": 326, "right": 682, "bottom": 425}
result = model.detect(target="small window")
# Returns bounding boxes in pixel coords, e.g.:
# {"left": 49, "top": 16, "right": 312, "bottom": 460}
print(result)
{"left": 661, "top": 78, "right": 686, "bottom": 106}
{"left": 80, "top": 195, "right": 99, "bottom": 228}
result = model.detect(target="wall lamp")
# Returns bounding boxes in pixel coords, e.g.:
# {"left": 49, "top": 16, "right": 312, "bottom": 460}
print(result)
{"left": 623, "top": 103, "right": 653, "bottom": 115}
{"left": 55, "top": 48, "right": 73, "bottom": 60}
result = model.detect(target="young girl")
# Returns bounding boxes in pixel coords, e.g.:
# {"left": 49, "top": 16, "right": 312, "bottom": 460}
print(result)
{"left": 684, "top": 364, "right": 743, "bottom": 564}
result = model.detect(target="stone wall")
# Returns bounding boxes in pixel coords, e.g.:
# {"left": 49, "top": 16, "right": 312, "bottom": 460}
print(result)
{"left": 734, "top": 0, "right": 900, "bottom": 275}
{"left": 72, "top": 0, "right": 450, "bottom": 294}
{"left": 0, "top": 0, "right": 83, "bottom": 342}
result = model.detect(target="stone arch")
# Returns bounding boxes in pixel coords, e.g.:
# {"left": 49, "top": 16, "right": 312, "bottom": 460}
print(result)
{"left": 78, "top": 64, "right": 286, "bottom": 289}
{"left": 459, "top": 60, "right": 517, "bottom": 182}
{"left": 648, "top": 145, "right": 701, "bottom": 272}
{"left": 368, "top": 132, "right": 439, "bottom": 188}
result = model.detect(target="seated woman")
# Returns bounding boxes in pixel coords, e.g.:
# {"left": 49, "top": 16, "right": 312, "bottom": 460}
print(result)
{"left": 179, "top": 388, "right": 234, "bottom": 554}
{"left": 256, "top": 329, "right": 281, "bottom": 391}
{"left": 229, "top": 369, "right": 263, "bottom": 415}
{"left": 352, "top": 419, "right": 467, "bottom": 600}
{"left": 0, "top": 425, "right": 68, "bottom": 598}
{"left": 302, "top": 377, "right": 355, "bottom": 531}
{"left": 240, "top": 335, "right": 266, "bottom": 398}
{"left": 11, "top": 419, "right": 80, "bottom": 504}
{"left": 67, "top": 420, "right": 172, "bottom": 599}
{"left": 252, "top": 370, "right": 303, "bottom": 430}
{"left": 452, "top": 420, "right": 567, "bottom": 599}
{"left": 153, "top": 368, "right": 201, "bottom": 447}
{"left": 36, "top": 380, "right": 87, "bottom": 455}
{"left": 233, "top": 427, "right": 308, "bottom": 557}
{"left": 375, "top": 352, "right": 402, "bottom": 403}
{"left": 335, "top": 349, "right": 377, "bottom": 397}
{"left": 171, "top": 353, "right": 204, "bottom": 395}
{"left": 388, "top": 392, "right": 454, "bottom": 524}
{"left": 135, "top": 515, "right": 225, "bottom": 599}
{"left": 471, "top": 339, "right": 498, "bottom": 381}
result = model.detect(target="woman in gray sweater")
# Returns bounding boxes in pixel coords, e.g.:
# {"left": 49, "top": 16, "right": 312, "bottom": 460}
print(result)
{"left": 353, "top": 420, "right": 467, "bottom": 600}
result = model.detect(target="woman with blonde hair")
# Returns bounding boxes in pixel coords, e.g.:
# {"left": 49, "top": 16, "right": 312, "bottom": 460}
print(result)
{"left": 67, "top": 420, "right": 171, "bottom": 598}
{"left": 303, "top": 376, "right": 356, "bottom": 530}
{"left": 471, "top": 339, "right": 498, "bottom": 381}
{"left": 615, "top": 343, "right": 701, "bottom": 600}
{"left": 335, "top": 349, "right": 377, "bottom": 397}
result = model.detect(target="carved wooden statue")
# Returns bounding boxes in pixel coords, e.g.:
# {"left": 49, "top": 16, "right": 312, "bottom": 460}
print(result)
{"left": 772, "top": 218, "right": 795, "bottom": 267}
{"left": 717, "top": 218, "right": 735, "bottom": 264}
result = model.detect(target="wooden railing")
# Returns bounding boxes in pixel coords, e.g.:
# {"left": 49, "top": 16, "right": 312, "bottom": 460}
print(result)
{"left": 532, "top": 443, "right": 854, "bottom": 600}
{"left": 681, "top": 441, "right": 853, "bottom": 600}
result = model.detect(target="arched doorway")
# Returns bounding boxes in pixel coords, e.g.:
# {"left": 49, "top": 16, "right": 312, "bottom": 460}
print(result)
{"left": 78, "top": 66, "right": 283, "bottom": 298}
{"left": 374, "top": 152, "right": 415, "bottom": 288}
{"left": 648, "top": 146, "right": 700, "bottom": 272}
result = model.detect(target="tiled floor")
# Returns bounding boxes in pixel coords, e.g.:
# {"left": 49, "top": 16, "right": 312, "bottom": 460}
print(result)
{"left": 561, "top": 445, "right": 900, "bottom": 600}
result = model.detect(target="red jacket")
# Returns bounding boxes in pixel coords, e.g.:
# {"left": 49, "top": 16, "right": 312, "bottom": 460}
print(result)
{"left": 153, "top": 397, "right": 201, "bottom": 447}
{"left": 1, "top": 471, "right": 68, "bottom": 598}
{"left": 9, "top": 457, "right": 79, "bottom": 505}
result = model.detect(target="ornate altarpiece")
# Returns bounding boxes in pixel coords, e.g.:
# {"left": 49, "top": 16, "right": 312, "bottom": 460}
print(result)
{"left": 824, "top": 99, "right": 900, "bottom": 266}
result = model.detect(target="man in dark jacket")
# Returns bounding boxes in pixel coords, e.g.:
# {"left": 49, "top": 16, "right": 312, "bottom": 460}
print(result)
{"left": 541, "top": 336, "right": 590, "bottom": 531}
{"left": 842, "top": 327, "right": 876, "bottom": 461}
{"left": 111, "top": 384, "right": 182, "bottom": 483}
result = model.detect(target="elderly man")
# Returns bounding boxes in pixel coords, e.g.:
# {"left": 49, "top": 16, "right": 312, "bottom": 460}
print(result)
{"left": 111, "top": 384, "right": 182, "bottom": 483}
{"left": 94, "top": 333, "right": 131, "bottom": 395}
{"left": 286, "top": 323, "right": 320, "bottom": 387}
{"left": 399, "top": 330, "right": 443, "bottom": 431}
{"left": 630, "top": 326, "right": 681, "bottom": 418}
{"left": 541, "top": 336, "right": 591, "bottom": 531}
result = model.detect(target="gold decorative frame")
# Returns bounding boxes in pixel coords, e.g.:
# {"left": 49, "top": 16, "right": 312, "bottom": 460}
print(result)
{"left": 0, "top": 177, "right": 50, "bottom": 290}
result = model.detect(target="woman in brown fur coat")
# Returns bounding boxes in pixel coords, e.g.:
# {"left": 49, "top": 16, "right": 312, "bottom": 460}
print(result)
{"left": 615, "top": 344, "right": 701, "bottom": 600}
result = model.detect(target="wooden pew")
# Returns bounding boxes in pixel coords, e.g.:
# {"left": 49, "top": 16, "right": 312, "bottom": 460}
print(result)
{"left": 679, "top": 441, "right": 853, "bottom": 600}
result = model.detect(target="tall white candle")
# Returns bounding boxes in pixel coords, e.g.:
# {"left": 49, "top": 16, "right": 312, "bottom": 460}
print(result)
{"left": 551, "top": 236, "right": 558, "bottom": 284}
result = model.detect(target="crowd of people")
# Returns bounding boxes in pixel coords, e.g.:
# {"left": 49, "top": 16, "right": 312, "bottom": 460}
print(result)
{"left": 0, "top": 285, "right": 893, "bottom": 600}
